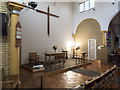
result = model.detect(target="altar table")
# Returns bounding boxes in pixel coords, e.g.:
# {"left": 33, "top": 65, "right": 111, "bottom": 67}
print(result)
{"left": 44, "top": 52, "right": 65, "bottom": 61}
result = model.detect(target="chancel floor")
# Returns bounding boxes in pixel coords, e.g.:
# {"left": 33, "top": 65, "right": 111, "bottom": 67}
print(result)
{"left": 20, "top": 59, "right": 120, "bottom": 88}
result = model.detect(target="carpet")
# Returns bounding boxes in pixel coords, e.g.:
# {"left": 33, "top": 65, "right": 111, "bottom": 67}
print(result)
{"left": 70, "top": 68, "right": 101, "bottom": 77}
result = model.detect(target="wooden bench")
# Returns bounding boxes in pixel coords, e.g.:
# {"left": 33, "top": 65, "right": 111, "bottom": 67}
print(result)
{"left": 73, "top": 65, "right": 116, "bottom": 89}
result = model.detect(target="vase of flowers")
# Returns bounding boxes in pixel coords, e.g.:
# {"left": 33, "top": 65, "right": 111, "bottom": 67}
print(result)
{"left": 53, "top": 45, "right": 57, "bottom": 53}
{"left": 76, "top": 46, "right": 80, "bottom": 51}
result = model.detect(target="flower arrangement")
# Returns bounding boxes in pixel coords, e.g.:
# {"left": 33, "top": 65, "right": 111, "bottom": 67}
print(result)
{"left": 53, "top": 45, "right": 57, "bottom": 50}
{"left": 53, "top": 45, "right": 57, "bottom": 53}
{"left": 76, "top": 46, "right": 80, "bottom": 50}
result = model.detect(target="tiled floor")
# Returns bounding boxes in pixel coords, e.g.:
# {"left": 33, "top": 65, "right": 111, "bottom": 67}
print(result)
{"left": 20, "top": 59, "right": 120, "bottom": 88}
{"left": 43, "top": 70, "right": 91, "bottom": 88}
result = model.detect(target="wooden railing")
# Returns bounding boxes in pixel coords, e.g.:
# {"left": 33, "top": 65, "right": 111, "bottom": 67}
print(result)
{"left": 73, "top": 65, "right": 116, "bottom": 89}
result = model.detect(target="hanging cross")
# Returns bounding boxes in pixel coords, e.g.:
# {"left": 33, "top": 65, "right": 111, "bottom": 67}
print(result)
{"left": 10, "top": 2, "right": 59, "bottom": 36}
{"left": 36, "top": 6, "right": 59, "bottom": 36}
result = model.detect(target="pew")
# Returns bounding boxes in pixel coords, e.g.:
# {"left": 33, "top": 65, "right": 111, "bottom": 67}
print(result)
{"left": 72, "top": 65, "right": 116, "bottom": 89}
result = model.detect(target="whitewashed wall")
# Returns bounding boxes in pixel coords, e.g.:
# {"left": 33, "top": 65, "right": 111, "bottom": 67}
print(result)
{"left": 16, "top": 1, "right": 120, "bottom": 64}
{"left": 20, "top": 2, "right": 73, "bottom": 64}
{"left": 73, "top": 2, "right": 119, "bottom": 33}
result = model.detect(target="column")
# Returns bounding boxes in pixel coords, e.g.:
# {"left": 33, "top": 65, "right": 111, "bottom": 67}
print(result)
{"left": 101, "top": 31, "right": 108, "bottom": 46}
{"left": 7, "top": 1, "right": 25, "bottom": 76}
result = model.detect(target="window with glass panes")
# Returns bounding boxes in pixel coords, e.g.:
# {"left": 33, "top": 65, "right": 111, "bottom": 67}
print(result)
{"left": 79, "top": 0, "right": 95, "bottom": 13}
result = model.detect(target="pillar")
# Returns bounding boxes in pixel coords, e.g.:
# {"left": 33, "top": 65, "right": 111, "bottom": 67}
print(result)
{"left": 101, "top": 31, "right": 108, "bottom": 64}
{"left": 7, "top": 1, "right": 25, "bottom": 76}
{"left": 10, "top": 13, "right": 19, "bottom": 75}
{"left": 101, "top": 31, "right": 108, "bottom": 46}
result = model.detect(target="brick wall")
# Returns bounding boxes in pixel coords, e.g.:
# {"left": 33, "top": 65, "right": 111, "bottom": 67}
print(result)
{"left": 1, "top": 18, "right": 10, "bottom": 74}
{"left": 0, "top": 1, "right": 10, "bottom": 74}
{"left": 2, "top": 31, "right": 10, "bottom": 74}
{"left": 0, "top": 0, "right": 8, "bottom": 14}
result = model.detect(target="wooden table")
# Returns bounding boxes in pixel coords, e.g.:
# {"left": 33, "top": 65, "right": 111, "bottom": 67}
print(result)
{"left": 44, "top": 52, "right": 66, "bottom": 70}
{"left": 45, "top": 52, "right": 65, "bottom": 61}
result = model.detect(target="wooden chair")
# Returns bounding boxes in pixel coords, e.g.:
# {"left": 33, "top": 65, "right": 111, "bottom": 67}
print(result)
{"left": 73, "top": 52, "right": 86, "bottom": 65}
{"left": 29, "top": 52, "right": 40, "bottom": 65}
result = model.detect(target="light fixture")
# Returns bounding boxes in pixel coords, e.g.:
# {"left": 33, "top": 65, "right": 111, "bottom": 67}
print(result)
{"left": 66, "top": 41, "right": 73, "bottom": 51}
{"left": 28, "top": 1, "right": 38, "bottom": 9}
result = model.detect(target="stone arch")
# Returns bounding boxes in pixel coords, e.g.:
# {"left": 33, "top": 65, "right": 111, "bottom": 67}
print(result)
{"left": 76, "top": 18, "right": 101, "bottom": 33}
{"left": 105, "top": 8, "right": 120, "bottom": 31}
{"left": 107, "top": 10, "right": 120, "bottom": 52}
{"left": 108, "top": 10, "right": 120, "bottom": 30}
{"left": 75, "top": 18, "right": 102, "bottom": 59}
{"left": 74, "top": 17, "right": 101, "bottom": 34}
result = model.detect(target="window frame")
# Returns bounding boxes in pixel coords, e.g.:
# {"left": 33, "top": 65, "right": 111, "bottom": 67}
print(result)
{"left": 79, "top": 0, "right": 95, "bottom": 13}
{"left": 79, "top": 2, "right": 85, "bottom": 13}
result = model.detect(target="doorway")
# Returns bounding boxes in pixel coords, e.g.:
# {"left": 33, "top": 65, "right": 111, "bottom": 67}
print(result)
{"left": 88, "top": 39, "right": 96, "bottom": 61}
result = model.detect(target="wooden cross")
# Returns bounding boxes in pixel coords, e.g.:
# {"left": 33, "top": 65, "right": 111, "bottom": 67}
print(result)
{"left": 36, "top": 6, "right": 59, "bottom": 36}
